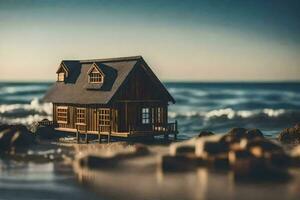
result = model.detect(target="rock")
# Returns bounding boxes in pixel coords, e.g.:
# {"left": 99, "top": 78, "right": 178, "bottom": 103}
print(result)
{"left": 170, "top": 139, "right": 196, "bottom": 156}
{"left": 278, "top": 123, "right": 300, "bottom": 143}
{"left": 173, "top": 145, "right": 195, "bottom": 155}
{"left": 35, "top": 125, "right": 55, "bottom": 140}
{"left": 222, "top": 128, "right": 264, "bottom": 144}
{"left": 289, "top": 146, "right": 300, "bottom": 167}
{"left": 79, "top": 155, "right": 118, "bottom": 169}
{"left": 161, "top": 155, "right": 200, "bottom": 172}
{"left": 228, "top": 149, "right": 254, "bottom": 174}
{"left": 227, "top": 127, "right": 248, "bottom": 140}
{"left": 0, "top": 124, "right": 35, "bottom": 153}
{"left": 78, "top": 144, "right": 150, "bottom": 169}
{"left": 246, "top": 138, "right": 283, "bottom": 158}
{"left": 294, "top": 123, "right": 300, "bottom": 129}
{"left": 195, "top": 135, "right": 228, "bottom": 159}
{"left": 246, "top": 129, "right": 264, "bottom": 139}
{"left": 204, "top": 153, "right": 229, "bottom": 169}
{"left": 198, "top": 131, "right": 214, "bottom": 138}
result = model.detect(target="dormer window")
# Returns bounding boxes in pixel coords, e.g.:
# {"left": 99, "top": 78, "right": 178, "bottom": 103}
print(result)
{"left": 56, "top": 62, "right": 69, "bottom": 82}
{"left": 88, "top": 63, "right": 104, "bottom": 83}
{"left": 58, "top": 72, "right": 65, "bottom": 81}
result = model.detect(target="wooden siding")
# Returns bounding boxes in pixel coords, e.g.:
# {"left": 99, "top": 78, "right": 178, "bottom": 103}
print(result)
{"left": 53, "top": 104, "right": 109, "bottom": 132}
{"left": 112, "top": 65, "right": 170, "bottom": 102}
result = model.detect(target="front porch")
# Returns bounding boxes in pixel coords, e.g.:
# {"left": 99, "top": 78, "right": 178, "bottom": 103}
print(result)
{"left": 39, "top": 120, "right": 178, "bottom": 142}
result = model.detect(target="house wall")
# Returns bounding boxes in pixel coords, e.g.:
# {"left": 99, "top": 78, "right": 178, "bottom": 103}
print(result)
{"left": 112, "top": 65, "right": 170, "bottom": 131}
{"left": 53, "top": 103, "right": 114, "bottom": 133}
{"left": 113, "top": 64, "right": 171, "bottom": 101}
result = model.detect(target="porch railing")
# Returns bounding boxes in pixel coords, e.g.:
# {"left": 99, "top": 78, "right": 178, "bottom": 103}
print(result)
{"left": 129, "top": 120, "right": 178, "bottom": 134}
{"left": 38, "top": 119, "right": 55, "bottom": 126}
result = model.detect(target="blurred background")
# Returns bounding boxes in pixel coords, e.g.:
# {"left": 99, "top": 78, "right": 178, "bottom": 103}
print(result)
{"left": 0, "top": 0, "right": 300, "bottom": 137}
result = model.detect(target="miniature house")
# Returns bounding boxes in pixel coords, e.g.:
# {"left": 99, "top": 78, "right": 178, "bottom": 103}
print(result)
{"left": 43, "top": 56, "right": 178, "bottom": 139}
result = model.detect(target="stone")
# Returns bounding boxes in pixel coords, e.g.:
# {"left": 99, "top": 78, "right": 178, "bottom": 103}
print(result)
{"left": 227, "top": 127, "right": 248, "bottom": 140}
{"left": 161, "top": 155, "right": 200, "bottom": 172}
{"left": 205, "top": 153, "right": 229, "bottom": 169}
{"left": 246, "top": 138, "right": 283, "bottom": 158}
{"left": 198, "top": 131, "right": 214, "bottom": 138}
{"left": 35, "top": 125, "right": 55, "bottom": 140}
{"left": 246, "top": 129, "right": 264, "bottom": 140}
{"left": 196, "top": 139, "right": 228, "bottom": 159}
{"left": 174, "top": 145, "right": 195, "bottom": 155}
{"left": 0, "top": 124, "right": 35, "bottom": 153}
{"left": 79, "top": 155, "right": 117, "bottom": 169}
{"left": 289, "top": 146, "right": 300, "bottom": 167}
{"left": 278, "top": 124, "right": 300, "bottom": 144}
{"left": 169, "top": 139, "right": 196, "bottom": 156}
{"left": 78, "top": 144, "right": 150, "bottom": 169}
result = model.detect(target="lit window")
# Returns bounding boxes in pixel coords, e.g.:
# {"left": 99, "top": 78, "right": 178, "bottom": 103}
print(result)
{"left": 142, "top": 108, "right": 150, "bottom": 124}
{"left": 89, "top": 68, "right": 103, "bottom": 83}
{"left": 57, "top": 106, "right": 68, "bottom": 123}
{"left": 99, "top": 109, "right": 110, "bottom": 126}
{"left": 58, "top": 73, "right": 65, "bottom": 82}
{"left": 76, "top": 108, "right": 86, "bottom": 124}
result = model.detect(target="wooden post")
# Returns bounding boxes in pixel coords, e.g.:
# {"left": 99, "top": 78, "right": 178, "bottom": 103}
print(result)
{"left": 76, "top": 126, "right": 80, "bottom": 143}
{"left": 85, "top": 125, "right": 88, "bottom": 144}
{"left": 125, "top": 102, "right": 128, "bottom": 131}
{"left": 174, "top": 120, "right": 178, "bottom": 140}
{"left": 98, "top": 125, "right": 101, "bottom": 143}
{"left": 108, "top": 125, "right": 111, "bottom": 143}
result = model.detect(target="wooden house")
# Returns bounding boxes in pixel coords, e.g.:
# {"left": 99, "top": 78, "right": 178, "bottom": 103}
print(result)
{"left": 43, "top": 56, "right": 178, "bottom": 140}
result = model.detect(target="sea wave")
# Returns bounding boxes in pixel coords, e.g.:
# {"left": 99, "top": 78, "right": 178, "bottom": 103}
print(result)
{"left": 168, "top": 108, "right": 294, "bottom": 120}
{"left": 0, "top": 98, "right": 52, "bottom": 125}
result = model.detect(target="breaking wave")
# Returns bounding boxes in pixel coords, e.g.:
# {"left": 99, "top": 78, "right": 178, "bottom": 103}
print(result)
{"left": 0, "top": 98, "right": 52, "bottom": 125}
{"left": 168, "top": 108, "right": 289, "bottom": 119}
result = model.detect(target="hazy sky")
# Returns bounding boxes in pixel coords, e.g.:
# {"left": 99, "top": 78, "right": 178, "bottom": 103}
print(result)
{"left": 0, "top": 0, "right": 300, "bottom": 81}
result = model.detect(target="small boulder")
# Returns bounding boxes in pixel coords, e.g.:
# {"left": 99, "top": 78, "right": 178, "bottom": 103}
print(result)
{"left": 161, "top": 155, "right": 200, "bottom": 172}
{"left": 170, "top": 139, "right": 196, "bottom": 156}
{"left": 198, "top": 131, "right": 214, "bottom": 138}
{"left": 196, "top": 141, "right": 228, "bottom": 159}
{"left": 278, "top": 123, "right": 300, "bottom": 144}
{"left": 227, "top": 127, "right": 248, "bottom": 140}
{"left": 0, "top": 124, "right": 35, "bottom": 153}
{"left": 35, "top": 125, "right": 55, "bottom": 140}
{"left": 246, "top": 138, "right": 283, "bottom": 157}
{"left": 246, "top": 129, "right": 264, "bottom": 139}
{"left": 173, "top": 145, "right": 195, "bottom": 155}
{"left": 78, "top": 144, "right": 150, "bottom": 169}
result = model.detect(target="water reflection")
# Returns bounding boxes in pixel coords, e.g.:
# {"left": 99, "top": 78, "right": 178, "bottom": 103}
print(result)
{"left": 73, "top": 153, "right": 300, "bottom": 200}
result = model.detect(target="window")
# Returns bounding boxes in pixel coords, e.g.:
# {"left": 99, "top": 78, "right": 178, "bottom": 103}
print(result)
{"left": 157, "top": 107, "right": 163, "bottom": 123}
{"left": 142, "top": 108, "right": 150, "bottom": 124}
{"left": 76, "top": 108, "right": 86, "bottom": 124}
{"left": 57, "top": 73, "right": 65, "bottom": 82}
{"left": 89, "top": 68, "right": 103, "bottom": 83}
{"left": 57, "top": 106, "right": 68, "bottom": 123}
{"left": 99, "top": 109, "right": 110, "bottom": 126}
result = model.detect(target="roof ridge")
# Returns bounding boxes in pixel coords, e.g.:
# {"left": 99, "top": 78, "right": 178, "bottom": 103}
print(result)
{"left": 78, "top": 55, "right": 143, "bottom": 63}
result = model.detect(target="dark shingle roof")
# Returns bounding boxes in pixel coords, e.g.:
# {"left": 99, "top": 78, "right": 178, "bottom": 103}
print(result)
{"left": 43, "top": 56, "right": 174, "bottom": 104}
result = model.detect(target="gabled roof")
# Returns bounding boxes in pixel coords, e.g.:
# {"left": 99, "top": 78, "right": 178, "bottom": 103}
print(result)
{"left": 43, "top": 56, "right": 175, "bottom": 104}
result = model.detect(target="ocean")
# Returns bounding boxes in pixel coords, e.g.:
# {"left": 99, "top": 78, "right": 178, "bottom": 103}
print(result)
{"left": 1, "top": 81, "right": 300, "bottom": 138}
{"left": 1, "top": 81, "right": 300, "bottom": 200}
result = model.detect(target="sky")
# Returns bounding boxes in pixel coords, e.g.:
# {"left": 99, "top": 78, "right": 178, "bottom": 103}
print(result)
{"left": 0, "top": 0, "right": 300, "bottom": 81}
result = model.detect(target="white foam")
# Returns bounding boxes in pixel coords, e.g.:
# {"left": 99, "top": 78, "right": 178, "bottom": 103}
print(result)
{"left": 263, "top": 108, "right": 285, "bottom": 117}
{"left": 0, "top": 98, "right": 52, "bottom": 115}
{"left": 168, "top": 108, "right": 287, "bottom": 120}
